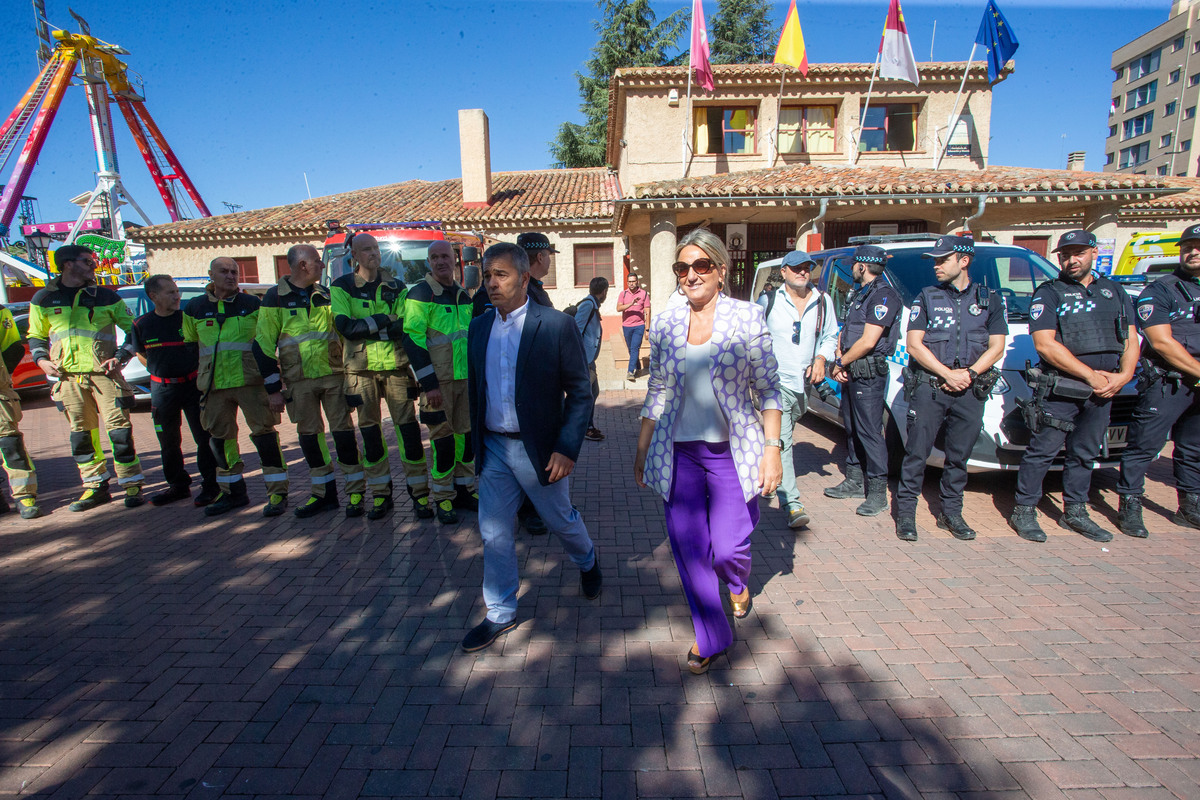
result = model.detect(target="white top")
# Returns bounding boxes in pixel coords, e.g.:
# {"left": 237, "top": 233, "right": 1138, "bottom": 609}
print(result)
{"left": 673, "top": 340, "right": 729, "bottom": 443}
{"left": 484, "top": 299, "right": 529, "bottom": 434}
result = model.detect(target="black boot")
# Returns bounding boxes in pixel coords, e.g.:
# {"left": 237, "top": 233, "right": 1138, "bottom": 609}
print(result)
{"left": 205, "top": 480, "right": 250, "bottom": 517}
{"left": 824, "top": 465, "right": 864, "bottom": 499}
{"left": 895, "top": 514, "right": 918, "bottom": 542}
{"left": 1009, "top": 504, "right": 1046, "bottom": 542}
{"left": 295, "top": 492, "right": 339, "bottom": 518}
{"left": 1059, "top": 503, "right": 1113, "bottom": 543}
{"left": 936, "top": 513, "right": 977, "bottom": 541}
{"left": 855, "top": 477, "right": 888, "bottom": 517}
{"left": 1173, "top": 491, "right": 1200, "bottom": 530}
{"left": 1117, "top": 494, "right": 1149, "bottom": 539}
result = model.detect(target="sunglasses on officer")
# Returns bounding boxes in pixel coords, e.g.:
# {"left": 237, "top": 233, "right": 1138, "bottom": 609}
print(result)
{"left": 672, "top": 258, "right": 719, "bottom": 277}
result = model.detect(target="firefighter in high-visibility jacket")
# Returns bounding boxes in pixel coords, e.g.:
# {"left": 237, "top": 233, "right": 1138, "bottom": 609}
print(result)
{"left": 253, "top": 245, "right": 364, "bottom": 518}
{"left": 28, "top": 244, "right": 144, "bottom": 511}
{"left": 331, "top": 233, "right": 429, "bottom": 520}
{"left": 183, "top": 257, "right": 290, "bottom": 517}
{"left": 0, "top": 304, "right": 39, "bottom": 518}
{"left": 403, "top": 240, "right": 475, "bottom": 525}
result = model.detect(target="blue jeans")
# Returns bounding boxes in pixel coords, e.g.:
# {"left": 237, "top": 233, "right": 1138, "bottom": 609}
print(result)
{"left": 622, "top": 324, "right": 645, "bottom": 374}
{"left": 775, "top": 385, "right": 807, "bottom": 511}
{"left": 478, "top": 433, "right": 596, "bottom": 624}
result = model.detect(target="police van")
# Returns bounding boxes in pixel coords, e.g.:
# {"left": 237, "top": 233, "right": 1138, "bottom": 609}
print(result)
{"left": 753, "top": 233, "right": 1139, "bottom": 473}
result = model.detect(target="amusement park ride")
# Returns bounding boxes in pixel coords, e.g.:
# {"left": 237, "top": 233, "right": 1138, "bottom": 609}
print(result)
{"left": 0, "top": 2, "right": 211, "bottom": 295}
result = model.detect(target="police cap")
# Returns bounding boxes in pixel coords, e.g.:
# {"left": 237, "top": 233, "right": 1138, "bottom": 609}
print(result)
{"left": 922, "top": 235, "right": 975, "bottom": 258}
{"left": 1180, "top": 223, "right": 1200, "bottom": 243}
{"left": 853, "top": 245, "right": 888, "bottom": 265}
{"left": 516, "top": 232, "right": 559, "bottom": 253}
{"left": 1052, "top": 229, "right": 1097, "bottom": 252}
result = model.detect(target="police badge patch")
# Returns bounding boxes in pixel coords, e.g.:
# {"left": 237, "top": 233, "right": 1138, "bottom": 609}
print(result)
{"left": 910, "top": 306, "right": 920, "bottom": 322}
{"left": 1138, "top": 303, "right": 1154, "bottom": 321}
{"left": 968, "top": 303, "right": 982, "bottom": 316}
{"left": 1100, "top": 288, "right": 1113, "bottom": 298}
{"left": 1030, "top": 303, "right": 1044, "bottom": 320}
{"left": 873, "top": 304, "right": 888, "bottom": 320}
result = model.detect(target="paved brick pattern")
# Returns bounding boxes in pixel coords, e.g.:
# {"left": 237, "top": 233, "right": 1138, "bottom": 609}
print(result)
{"left": 1, "top": 389, "right": 1199, "bottom": 798}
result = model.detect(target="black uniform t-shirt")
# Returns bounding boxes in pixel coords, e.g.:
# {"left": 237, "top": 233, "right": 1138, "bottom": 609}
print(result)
{"left": 1028, "top": 274, "right": 1134, "bottom": 371}
{"left": 129, "top": 310, "right": 199, "bottom": 380}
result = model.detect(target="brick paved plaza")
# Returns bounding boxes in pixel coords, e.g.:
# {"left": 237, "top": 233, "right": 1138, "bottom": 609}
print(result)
{"left": 2, "top": 388, "right": 1199, "bottom": 799}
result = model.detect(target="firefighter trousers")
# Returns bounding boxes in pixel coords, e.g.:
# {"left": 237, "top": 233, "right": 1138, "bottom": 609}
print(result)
{"left": 345, "top": 369, "right": 427, "bottom": 499}
{"left": 285, "top": 373, "right": 364, "bottom": 498}
{"left": 420, "top": 378, "right": 474, "bottom": 503}
{"left": 52, "top": 373, "right": 142, "bottom": 489}
{"left": 0, "top": 396, "right": 36, "bottom": 499}
{"left": 201, "top": 385, "right": 289, "bottom": 498}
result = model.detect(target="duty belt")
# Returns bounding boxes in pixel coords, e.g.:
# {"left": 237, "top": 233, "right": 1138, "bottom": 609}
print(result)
{"left": 151, "top": 371, "right": 198, "bottom": 385}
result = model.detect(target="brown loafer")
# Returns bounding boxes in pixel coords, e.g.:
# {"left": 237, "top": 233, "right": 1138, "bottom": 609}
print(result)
{"left": 731, "top": 588, "right": 751, "bottom": 619}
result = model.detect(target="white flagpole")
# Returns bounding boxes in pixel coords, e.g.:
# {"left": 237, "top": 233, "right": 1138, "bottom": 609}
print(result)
{"left": 935, "top": 43, "right": 977, "bottom": 171}
{"left": 682, "top": 65, "right": 694, "bottom": 175}
{"left": 771, "top": 66, "right": 787, "bottom": 166}
{"left": 850, "top": 53, "right": 882, "bottom": 165}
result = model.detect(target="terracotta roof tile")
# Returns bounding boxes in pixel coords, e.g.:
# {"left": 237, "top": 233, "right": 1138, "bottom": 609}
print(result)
{"left": 130, "top": 168, "right": 618, "bottom": 243}
{"left": 1129, "top": 176, "right": 1200, "bottom": 210}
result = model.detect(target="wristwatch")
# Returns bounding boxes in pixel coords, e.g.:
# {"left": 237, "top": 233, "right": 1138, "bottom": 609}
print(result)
{"left": 764, "top": 438, "right": 783, "bottom": 448}
{"left": 835, "top": 357, "right": 844, "bottom": 368}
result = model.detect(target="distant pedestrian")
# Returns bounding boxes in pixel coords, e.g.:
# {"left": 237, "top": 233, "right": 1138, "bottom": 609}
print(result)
{"left": 575, "top": 276, "right": 608, "bottom": 441}
{"left": 617, "top": 272, "right": 648, "bottom": 380}
{"left": 757, "top": 250, "right": 838, "bottom": 530}
{"left": 634, "top": 229, "right": 782, "bottom": 676}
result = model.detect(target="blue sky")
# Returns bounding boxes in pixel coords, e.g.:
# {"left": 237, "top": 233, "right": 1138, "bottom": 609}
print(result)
{"left": 0, "top": 0, "right": 1175, "bottom": 229}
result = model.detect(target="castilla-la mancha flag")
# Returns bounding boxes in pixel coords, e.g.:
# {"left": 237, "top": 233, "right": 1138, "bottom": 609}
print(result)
{"left": 878, "top": 0, "right": 919, "bottom": 85}
{"left": 690, "top": 0, "right": 715, "bottom": 91}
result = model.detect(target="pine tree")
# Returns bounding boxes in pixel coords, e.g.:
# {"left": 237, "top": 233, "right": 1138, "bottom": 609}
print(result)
{"left": 550, "top": 0, "right": 685, "bottom": 168}
{"left": 709, "top": 0, "right": 778, "bottom": 65}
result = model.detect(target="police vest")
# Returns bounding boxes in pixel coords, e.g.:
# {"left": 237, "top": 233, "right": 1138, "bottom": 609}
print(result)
{"left": 1040, "top": 275, "right": 1127, "bottom": 357}
{"left": 841, "top": 279, "right": 900, "bottom": 356}
{"left": 1147, "top": 273, "right": 1200, "bottom": 362}
{"left": 916, "top": 283, "right": 993, "bottom": 369}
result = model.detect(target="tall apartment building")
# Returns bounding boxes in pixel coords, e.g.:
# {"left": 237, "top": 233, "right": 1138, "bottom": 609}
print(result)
{"left": 1107, "top": 0, "right": 1200, "bottom": 177}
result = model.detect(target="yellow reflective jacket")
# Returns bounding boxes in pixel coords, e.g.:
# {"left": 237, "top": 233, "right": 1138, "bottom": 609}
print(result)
{"left": 402, "top": 274, "right": 471, "bottom": 388}
{"left": 182, "top": 285, "right": 263, "bottom": 393}
{"left": 330, "top": 268, "right": 409, "bottom": 373}
{"left": 252, "top": 278, "right": 342, "bottom": 391}
{"left": 0, "top": 306, "right": 22, "bottom": 400}
{"left": 27, "top": 276, "right": 133, "bottom": 374}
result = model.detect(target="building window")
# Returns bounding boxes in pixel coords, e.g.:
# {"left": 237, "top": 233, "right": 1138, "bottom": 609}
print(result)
{"left": 1174, "top": 36, "right": 1186, "bottom": 52}
{"left": 1128, "top": 49, "right": 1160, "bottom": 81}
{"left": 1194, "top": 40, "right": 1200, "bottom": 53}
{"left": 1111, "top": 96, "right": 1120, "bottom": 115}
{"left": 778, "top": 105, "right": 837, "bottom": 154}
{"left": 1105, "top": 152, "right": 1115, "bottom": 165}
{"left": 1127, "top": 81, "right": 1157, "bottom": 109}
{"left": 1162, "top": 133, "right": 1173, "bottom": 148}
{"left": 1188, "top": 107, "right": 1196, "bottom": 120}
{"left": 1122, "top": 111, "right": 1153, "bottom": 140}
{"left": 694, "top": 107, "right": 756, "bottom": 155}
{"left": 1115, "top": 66, "right": 1124, "bottom": 81}
{"left": 1191, "top": 74, "right": 1200, "bottom": 87}
{"left": 1109, "top": 125, "right": 1117, "bottom": 138}
{"left": 1166, "top": 101, "right": 1178, "bottom": 116}
{"left": 232, "top": 256, "right": 259, "bottom": 283}
{"left": 1170, "top": 68, "right": 1182, "bottom": 84}
{"left": 1184, "top": 139, "right": 1192, "bottom": 151}
{"left": 858, "top": 103, "right": 917, "bottom": 152}
{"left": 1158, "top": 164, "right": 1170, "bottom": 175}
{"left": 1119, "top": 142, "right": 1150, "bottom": 167}
{"left": 573, "top": 244, "right": 613, "bottom": 287}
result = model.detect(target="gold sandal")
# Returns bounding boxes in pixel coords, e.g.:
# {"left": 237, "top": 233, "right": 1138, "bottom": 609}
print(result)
{"left": 687, "top": 646, "right": 715, "bottom": 675}
{"left": 731, "top": 588, "right": 751, "bottom": 619}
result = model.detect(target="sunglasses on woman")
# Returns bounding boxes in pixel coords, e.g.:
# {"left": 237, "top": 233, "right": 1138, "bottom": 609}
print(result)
{"left": 671, "top": 258, "right": 718, "bottom": 277}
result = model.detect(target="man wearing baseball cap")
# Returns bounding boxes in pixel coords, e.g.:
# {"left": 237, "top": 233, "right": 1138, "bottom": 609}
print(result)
{"left": 1115, "top": 222, "right": 1200, "bottom": 537}
{"left": 1009, "top": 229, "right": 1138, "bottom": 544}
{"left": 758, "top": 250, "right": 839, "bottom": 529}
{"left": 825, "top": 244, "right": 902, "bottom": 516}
{"left": 895, "top": 236, "right": 1007, "bottom": 542}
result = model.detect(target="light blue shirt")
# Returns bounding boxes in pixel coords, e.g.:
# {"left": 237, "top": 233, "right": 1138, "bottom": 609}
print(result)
{"left": 758, "top": 287, "right": 839, "bottom": 393}
{"left": 673, "top": 340, "right": 730, "bottom": 443}
{"left": 484, "top": 299, "right": 529, "bottom": 433}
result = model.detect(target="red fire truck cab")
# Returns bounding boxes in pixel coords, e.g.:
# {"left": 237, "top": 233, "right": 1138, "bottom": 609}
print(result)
{"left": 321, "top": 221, "right": 483, "bottom": 288}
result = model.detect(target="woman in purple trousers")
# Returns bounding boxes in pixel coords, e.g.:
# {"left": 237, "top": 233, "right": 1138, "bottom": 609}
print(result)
{"left": 634, "top": 228, "right": 782, "bottom": 675}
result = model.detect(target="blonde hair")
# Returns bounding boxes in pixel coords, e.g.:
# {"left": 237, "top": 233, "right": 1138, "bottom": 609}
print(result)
{"left": 676, "top": 228, "right": 730, "bottom": 267}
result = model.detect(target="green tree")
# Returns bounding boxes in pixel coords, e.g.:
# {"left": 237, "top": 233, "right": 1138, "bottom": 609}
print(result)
{"left": 550, "top": 0, "right": 686, "bottom": 168}
{"left": 709, "top": 0, "right": 778, "bottom": 64}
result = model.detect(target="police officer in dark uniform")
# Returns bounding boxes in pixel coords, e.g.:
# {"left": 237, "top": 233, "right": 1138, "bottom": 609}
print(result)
{"left": 1009, "top": 230, "right": 1139, "bottom": 543}
{"left": 123, "top": 275, "right": 219, "bottom": 506}
{"left": 1115, "top": 222, "right": 1200, "bottom": 537}
{"left": 895, "top": 236, "right": 1007, "bottom": 541}
{"left": 825, "top": 244, "right": 902, "bottom": 516}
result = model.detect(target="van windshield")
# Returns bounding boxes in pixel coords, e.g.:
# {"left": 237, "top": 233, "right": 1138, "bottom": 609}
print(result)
{"left": 323, "top": 240, "right": 433, "bottom": 284}
{"left": 884, "top": 245, "right": 1061, "bottom": 319}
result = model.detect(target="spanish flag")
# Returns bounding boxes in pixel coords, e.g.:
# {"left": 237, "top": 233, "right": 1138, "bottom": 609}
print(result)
{"left": 774, "top": 0, "right": 809, "bottom": 76}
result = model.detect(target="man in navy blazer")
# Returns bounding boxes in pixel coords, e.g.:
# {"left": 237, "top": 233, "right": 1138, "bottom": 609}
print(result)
{"left": 461, "top": 242, "right": 602, "bottom": 652}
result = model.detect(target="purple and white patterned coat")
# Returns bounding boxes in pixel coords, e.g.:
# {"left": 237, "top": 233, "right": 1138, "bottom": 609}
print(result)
{"left": 640, "top": 293, "right": 782, "bottom": 503}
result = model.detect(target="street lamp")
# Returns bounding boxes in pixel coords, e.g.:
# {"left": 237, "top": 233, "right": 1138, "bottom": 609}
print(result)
{"left": 23, "top": 231, "right": 53, "bottom": 271}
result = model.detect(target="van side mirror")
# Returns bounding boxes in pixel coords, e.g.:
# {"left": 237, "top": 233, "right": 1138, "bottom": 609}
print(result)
{"left": 462, "top": 246, "right": 480, "bottom": 263}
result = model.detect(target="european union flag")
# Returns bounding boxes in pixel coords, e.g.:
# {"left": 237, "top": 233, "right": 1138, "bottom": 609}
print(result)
{"left": 975, "top": 0, "right": 1019, "bottom": 84}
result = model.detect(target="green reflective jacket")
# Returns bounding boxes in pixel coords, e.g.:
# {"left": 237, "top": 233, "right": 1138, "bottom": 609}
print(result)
{"left": 330, "top": 268, "right": 409, "bottom": 373}
{"left": 402, "top": 274, "right": 471, "bottom": 389}
{"left": 182, "top": 286, "right": 263, "bottom": 393}
{"left": 28, "top": 276, "right": 133, "bottom": 374}
{"left": 253, "top": 278, "right": 342, "bottom": 391}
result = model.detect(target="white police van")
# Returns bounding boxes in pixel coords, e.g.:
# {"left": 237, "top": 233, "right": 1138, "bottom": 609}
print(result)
{"left": 753, "top": 233, "right": 1138, "bottom": 473}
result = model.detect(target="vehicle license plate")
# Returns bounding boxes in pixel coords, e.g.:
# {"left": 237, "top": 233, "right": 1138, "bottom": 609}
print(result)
{"left": 1106, "top": 426, "right": 1128, "bottom": 445}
